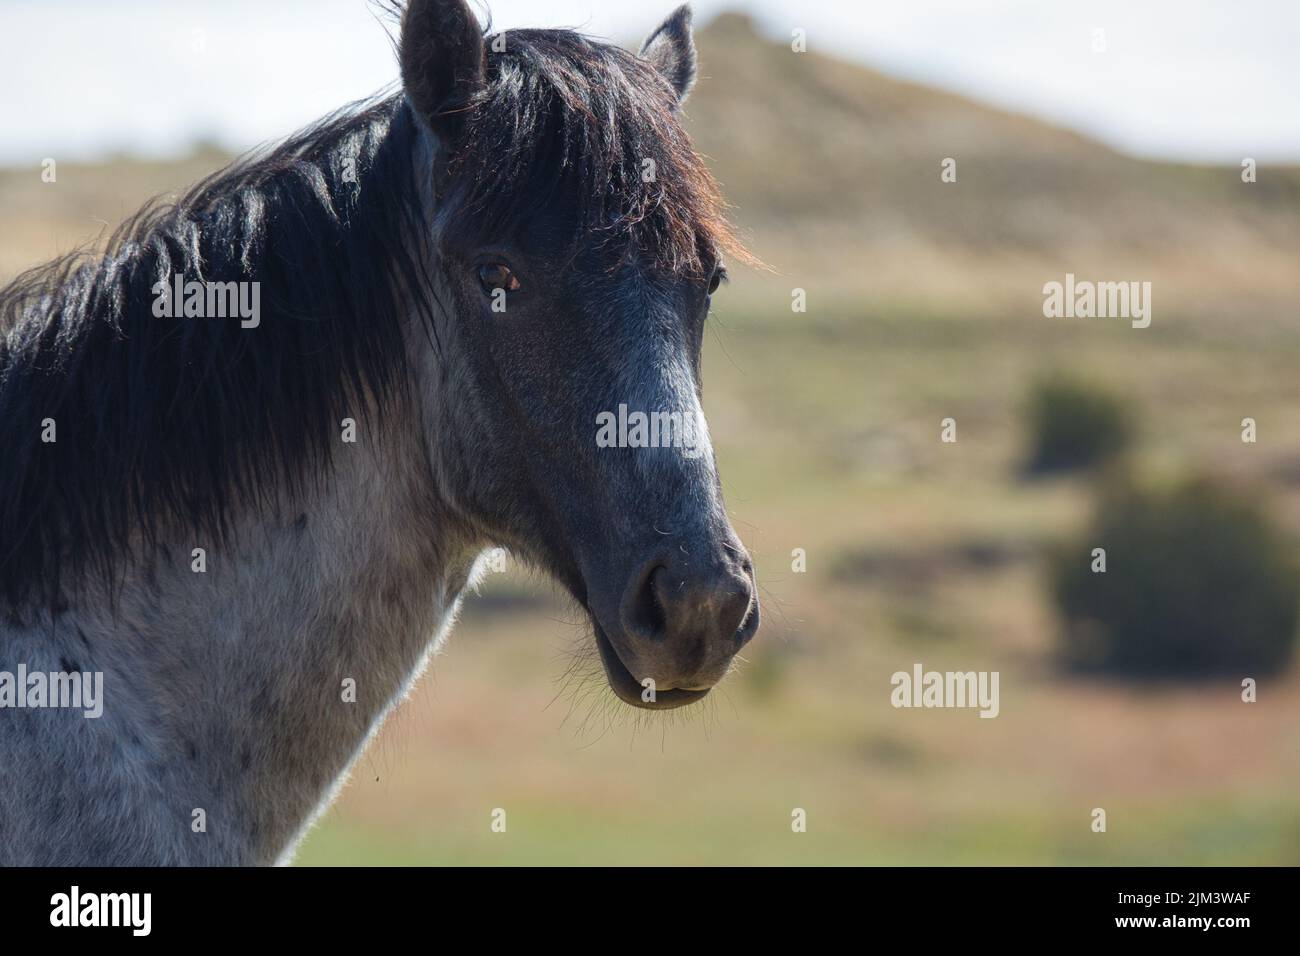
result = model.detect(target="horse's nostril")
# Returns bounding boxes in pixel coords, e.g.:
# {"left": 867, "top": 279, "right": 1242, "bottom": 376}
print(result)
{"left": 621, "top": 557, "right": 756, "bottom": 649}
{"left": 718, "top": 575, "right": 757, "bottom": 645}
{"left": 625, "top": 563, "right": 668, "bottom": 641}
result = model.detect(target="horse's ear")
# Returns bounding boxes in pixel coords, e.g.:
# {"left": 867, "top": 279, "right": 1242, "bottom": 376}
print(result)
{"left": 399, "top": 0, "right": 486, "bottom": 141}
{"left": 640, "top": 4, "right": 697, "bottom": 104}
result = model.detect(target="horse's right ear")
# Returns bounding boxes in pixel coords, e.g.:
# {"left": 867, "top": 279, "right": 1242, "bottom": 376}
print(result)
{"left": 640, "top": 5, "right": 697, "bottom": 103}
{"left": 399, "top": 0, "right": 486, "bottom": 142}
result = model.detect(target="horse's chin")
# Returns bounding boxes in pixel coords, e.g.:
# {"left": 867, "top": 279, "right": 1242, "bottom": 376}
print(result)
{"left": 592, "top": 623, "right": 712, "bottom": 710}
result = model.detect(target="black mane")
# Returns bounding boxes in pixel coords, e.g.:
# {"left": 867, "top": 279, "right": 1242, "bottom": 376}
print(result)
{"left": 0, "top": 93, "right": 428, "bottom": 611}
{"left": 442, "top": 28, "right": 741, "bottom": 275}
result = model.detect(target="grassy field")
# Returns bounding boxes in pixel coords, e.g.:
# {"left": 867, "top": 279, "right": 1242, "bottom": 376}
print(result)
{"left": 289, "top": 299, "right": 1300, "bottom": 865}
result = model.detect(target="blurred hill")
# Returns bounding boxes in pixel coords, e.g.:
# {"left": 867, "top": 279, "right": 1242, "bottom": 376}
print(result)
{"left": 683, "top": 13, "right": 1300, "bottom": 321}
{"left": 4, "top": 11, "right": 1298, "bottom": 322}
{"left": 694, "top": 14, "right": 1300, "bottom": 245}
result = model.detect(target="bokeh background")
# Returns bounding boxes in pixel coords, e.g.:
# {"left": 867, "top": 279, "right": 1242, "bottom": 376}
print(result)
{"left": 3, "top": 1, "right": 1299, "bottom": 864}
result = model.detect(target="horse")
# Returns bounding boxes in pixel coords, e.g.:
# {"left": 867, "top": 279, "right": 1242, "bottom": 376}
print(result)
{"left": 0, "top": 0, "right": 758, "bottom": 865}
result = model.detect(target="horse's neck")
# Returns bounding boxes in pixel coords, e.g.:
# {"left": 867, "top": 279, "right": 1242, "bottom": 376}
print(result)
{"left": 44, "top": 388, "right": 475, "bottom": 864}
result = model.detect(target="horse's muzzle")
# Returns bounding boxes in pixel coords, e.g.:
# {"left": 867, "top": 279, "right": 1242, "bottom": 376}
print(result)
{"left": 588, "top": 547, "right": 759, "bottom": 709}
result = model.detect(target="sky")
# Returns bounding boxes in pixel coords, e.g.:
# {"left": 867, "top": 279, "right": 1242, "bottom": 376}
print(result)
{"left": 1, "top": 0, "right": 1296, "bottom": 165}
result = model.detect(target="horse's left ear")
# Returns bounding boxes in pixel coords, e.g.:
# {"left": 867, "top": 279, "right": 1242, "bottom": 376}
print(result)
{"left": 399, "top": 0, "right": 486, "bottom": 143}
{"left": 640, "top": 4, "right": 697, "bottom": 104}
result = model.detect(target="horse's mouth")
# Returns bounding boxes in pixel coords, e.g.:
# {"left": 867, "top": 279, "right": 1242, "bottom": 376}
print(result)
{"left": 592, "top": 624, "right": 712, "bottom": 710}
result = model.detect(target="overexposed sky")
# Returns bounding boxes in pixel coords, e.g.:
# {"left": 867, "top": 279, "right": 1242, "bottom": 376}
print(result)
{"left": 1, "top": 0, "right": 1296, "bottom": 164}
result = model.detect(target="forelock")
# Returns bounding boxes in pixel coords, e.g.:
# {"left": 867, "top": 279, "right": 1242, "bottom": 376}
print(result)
{"left": 440, "top": 28, "right": 747, "bottom": 275}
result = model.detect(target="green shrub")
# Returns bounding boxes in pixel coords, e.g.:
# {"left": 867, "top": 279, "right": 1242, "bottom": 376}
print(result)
{"left": 1051, "top": 477, "right": 1299, "bottom": 677}
{"left": 1023, "top": 376, "right": 1133, "bottom": 475}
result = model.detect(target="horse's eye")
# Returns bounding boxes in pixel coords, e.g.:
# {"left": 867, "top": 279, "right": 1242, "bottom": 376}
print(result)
{"left": 707, "top": 266, "right": 727, "bottom": 295}
{"left": 478, "top": 263, "right": 520, "bottom": 295}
